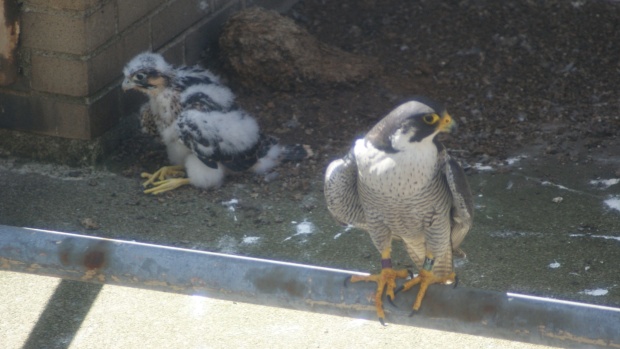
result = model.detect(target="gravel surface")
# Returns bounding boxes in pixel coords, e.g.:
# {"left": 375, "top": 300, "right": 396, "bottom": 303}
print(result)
{"left": 2, "top": 0, "right": 619, "bottom": 312}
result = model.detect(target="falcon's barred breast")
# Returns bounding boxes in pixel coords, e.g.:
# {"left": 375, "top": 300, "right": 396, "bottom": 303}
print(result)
{"left": 324, "top": 98, "right": 474, "bottom": 324}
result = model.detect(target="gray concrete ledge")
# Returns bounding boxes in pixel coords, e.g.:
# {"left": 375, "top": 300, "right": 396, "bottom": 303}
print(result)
{"left": 1, "top": 225, "right": 618, "bottom": 348}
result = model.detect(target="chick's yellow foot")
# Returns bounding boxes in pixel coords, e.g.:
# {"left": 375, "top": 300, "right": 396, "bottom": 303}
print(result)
{"left": 141, "top": 165, "right": 185, "bottom": 187}
{"left": 143, "top": 178, "right": 191, "bottom": 195}
{"left": 398, "top": 269, "right": 456, "bottom": 314}
{"left": 347, "top": 265, "right": 410, "bottom": 325}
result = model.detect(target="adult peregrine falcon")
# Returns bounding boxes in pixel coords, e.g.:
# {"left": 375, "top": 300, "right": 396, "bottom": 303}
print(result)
{"left": 324, "top": 98, "right": 473, "bottom": 325}
{"left": 122, "top": 52, "right": 308, "bottom": 194}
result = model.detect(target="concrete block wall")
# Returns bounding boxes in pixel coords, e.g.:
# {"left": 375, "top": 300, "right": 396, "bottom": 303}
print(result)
{"left": 0, "top": 0, "right": 297, "bottom": 164}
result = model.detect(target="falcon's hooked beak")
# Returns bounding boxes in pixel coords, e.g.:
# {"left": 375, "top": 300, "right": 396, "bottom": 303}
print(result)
{"left": 121, "top": 78, "right": 135, "bottom": 91}
{"left": 437, "top": 113, "right": 456, "bottom": 133}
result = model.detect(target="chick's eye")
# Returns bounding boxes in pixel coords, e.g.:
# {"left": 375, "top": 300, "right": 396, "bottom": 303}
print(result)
{"left": 423, "top": 114, "right": 439, "bottom": 125}
{"left": 134, "top": 73, "right": 146, "bottom": 81}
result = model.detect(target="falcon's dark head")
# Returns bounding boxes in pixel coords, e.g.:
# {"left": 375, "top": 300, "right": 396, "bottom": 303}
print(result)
{"left": 122, "top": 52, "right": 173, "bottom": 96}
{"left": 366, "top": 97, "right": 455, "bottom": 153}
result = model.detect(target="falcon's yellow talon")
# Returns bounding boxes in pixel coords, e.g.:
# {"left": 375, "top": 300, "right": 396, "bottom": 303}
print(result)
{"left": 141, "top": 165, "right": 186, "bottom": 188}
{"left": 349, "top": 267, "right": 410, "bottom": 323}
{"left": 400, "top": 269, "right": 457, "bottom": 311}
{"left": 143, "top": 178, "right": 191, "bottom": 195}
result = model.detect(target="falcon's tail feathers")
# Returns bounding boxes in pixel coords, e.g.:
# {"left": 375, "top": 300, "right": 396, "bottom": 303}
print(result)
{"left": 250, "top": 141, "right": 312, "bottom": 175}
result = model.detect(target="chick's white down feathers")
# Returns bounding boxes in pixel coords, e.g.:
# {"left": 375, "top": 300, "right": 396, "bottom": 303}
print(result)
{"left": 122, "top": 52, "right": 303, "bottom": 191}
{"left": 177, "top": 109, "right": 260, "bottom": 158}
{"left": 123, "top": 52, "right": 172, "bottom": 77}
{"left": 180, "top": 84, "right": 235, "bottom": 110}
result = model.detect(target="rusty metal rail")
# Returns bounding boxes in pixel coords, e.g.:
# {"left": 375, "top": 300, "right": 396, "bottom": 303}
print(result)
{"left": 1, "top": 224, "right": 619, "bottom": 348}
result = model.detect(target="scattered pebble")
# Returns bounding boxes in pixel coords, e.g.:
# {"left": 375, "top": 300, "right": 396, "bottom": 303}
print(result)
{"left": 264, "top": 172, "right": 280, "bottom": 182}
{"left": 80, "top": 218, "right": 100, "bottom": 230}
{"left": 552, "top": 197, "right": 564, "bottom": 203}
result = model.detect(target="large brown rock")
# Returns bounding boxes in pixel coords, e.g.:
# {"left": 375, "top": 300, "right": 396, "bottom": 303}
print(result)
{"left": 219, "top": 7, "right": 377, "bottom": 90}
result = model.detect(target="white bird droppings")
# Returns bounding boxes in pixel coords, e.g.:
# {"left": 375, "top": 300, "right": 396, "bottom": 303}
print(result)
{"left": 506, "top": 155, "right": 528, "bottom": 165}
{"left": 541, "top": 181, "right": 570, "bottom": 191}
{"left": 242, "top": 236, "right": 261, "bottom": 245}
{"left": 221, "top": 198, "right": 239, "bottom": 221}
{"left": 570, "top": 233, "right": 620, "bottom": 242}
{"left": 590, "top": 178, "right": 620, "bottom": 189}
{"left": 333, "top": 225, "right": 354, "bottom": 239}
{"left": 579, "top": 289, "right": 608, "bottom": 296}
{"left": 296, "top": 220, "right": 315, "bottom": 235}
{"left": 283, "top": 220, "right": 316, "bottom": 242}
{"left": 604, "top": 196, "right": 620, "bottom": 212}
{"left": 474, "top": 163, "right": 494, "bottom": 171}
{"left": 221, "top": 198, "right": 239, "bottom": 209}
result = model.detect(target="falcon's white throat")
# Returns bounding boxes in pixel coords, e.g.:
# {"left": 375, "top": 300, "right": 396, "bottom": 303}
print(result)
{"left": 354, "top": 135, "right": 440, "bottom": 192}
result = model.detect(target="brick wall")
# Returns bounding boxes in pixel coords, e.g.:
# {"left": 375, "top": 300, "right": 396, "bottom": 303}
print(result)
{"left": 0, "top": 0, "right": 297, "bottom": 144}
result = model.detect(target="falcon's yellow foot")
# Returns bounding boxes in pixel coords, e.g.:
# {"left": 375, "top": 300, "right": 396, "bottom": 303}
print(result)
{"left": 346, "top": 265, "right": 410, "bottom": 325}
{"left": 143, "top": 178, "right": 191, "bottom": 195}
{"left": 398, "top": 268, "right": 457, "bottom": 314}
{"left": 141, "top": 165, "right": 185, "bottom": 188}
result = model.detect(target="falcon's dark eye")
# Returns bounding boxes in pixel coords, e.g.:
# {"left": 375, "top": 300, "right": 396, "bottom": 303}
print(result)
{"left": 423, "top": 114, "right": 439, "bottom": 125}
{"left": 134, "top": 73, "right": 146, "bottom": 81}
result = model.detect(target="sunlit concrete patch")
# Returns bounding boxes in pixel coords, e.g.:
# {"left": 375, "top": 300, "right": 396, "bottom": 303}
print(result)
{"left": 1, "top": 272, "right": 558, "bottom": 349}
{"left": 67, "top": 281, "right": 555, "bottom": 349}
{"left": 0, "top": 271, "right": 61, "bottom": 348}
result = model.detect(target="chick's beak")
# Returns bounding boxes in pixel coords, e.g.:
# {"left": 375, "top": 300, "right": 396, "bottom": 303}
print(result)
{"left": 121, "top": 78, "right": 134, "bottom": 91}
{"left": 437, "top": 113, "right": 456, "bottom": 133}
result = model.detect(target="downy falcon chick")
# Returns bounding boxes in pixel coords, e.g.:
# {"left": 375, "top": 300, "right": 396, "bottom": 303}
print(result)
{"left": 122, "top": 52, "right": 308, "bottom": 194}
{"left": 324, "top": 98, "right": 473, "bottom": 325}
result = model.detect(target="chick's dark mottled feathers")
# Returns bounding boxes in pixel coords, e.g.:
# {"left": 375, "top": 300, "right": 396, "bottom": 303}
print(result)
{"left": 176, "top": 83, "right": 281, "bottom": 173}
{"left": 122, "top": 52, "right": 310, "bottom": 194}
